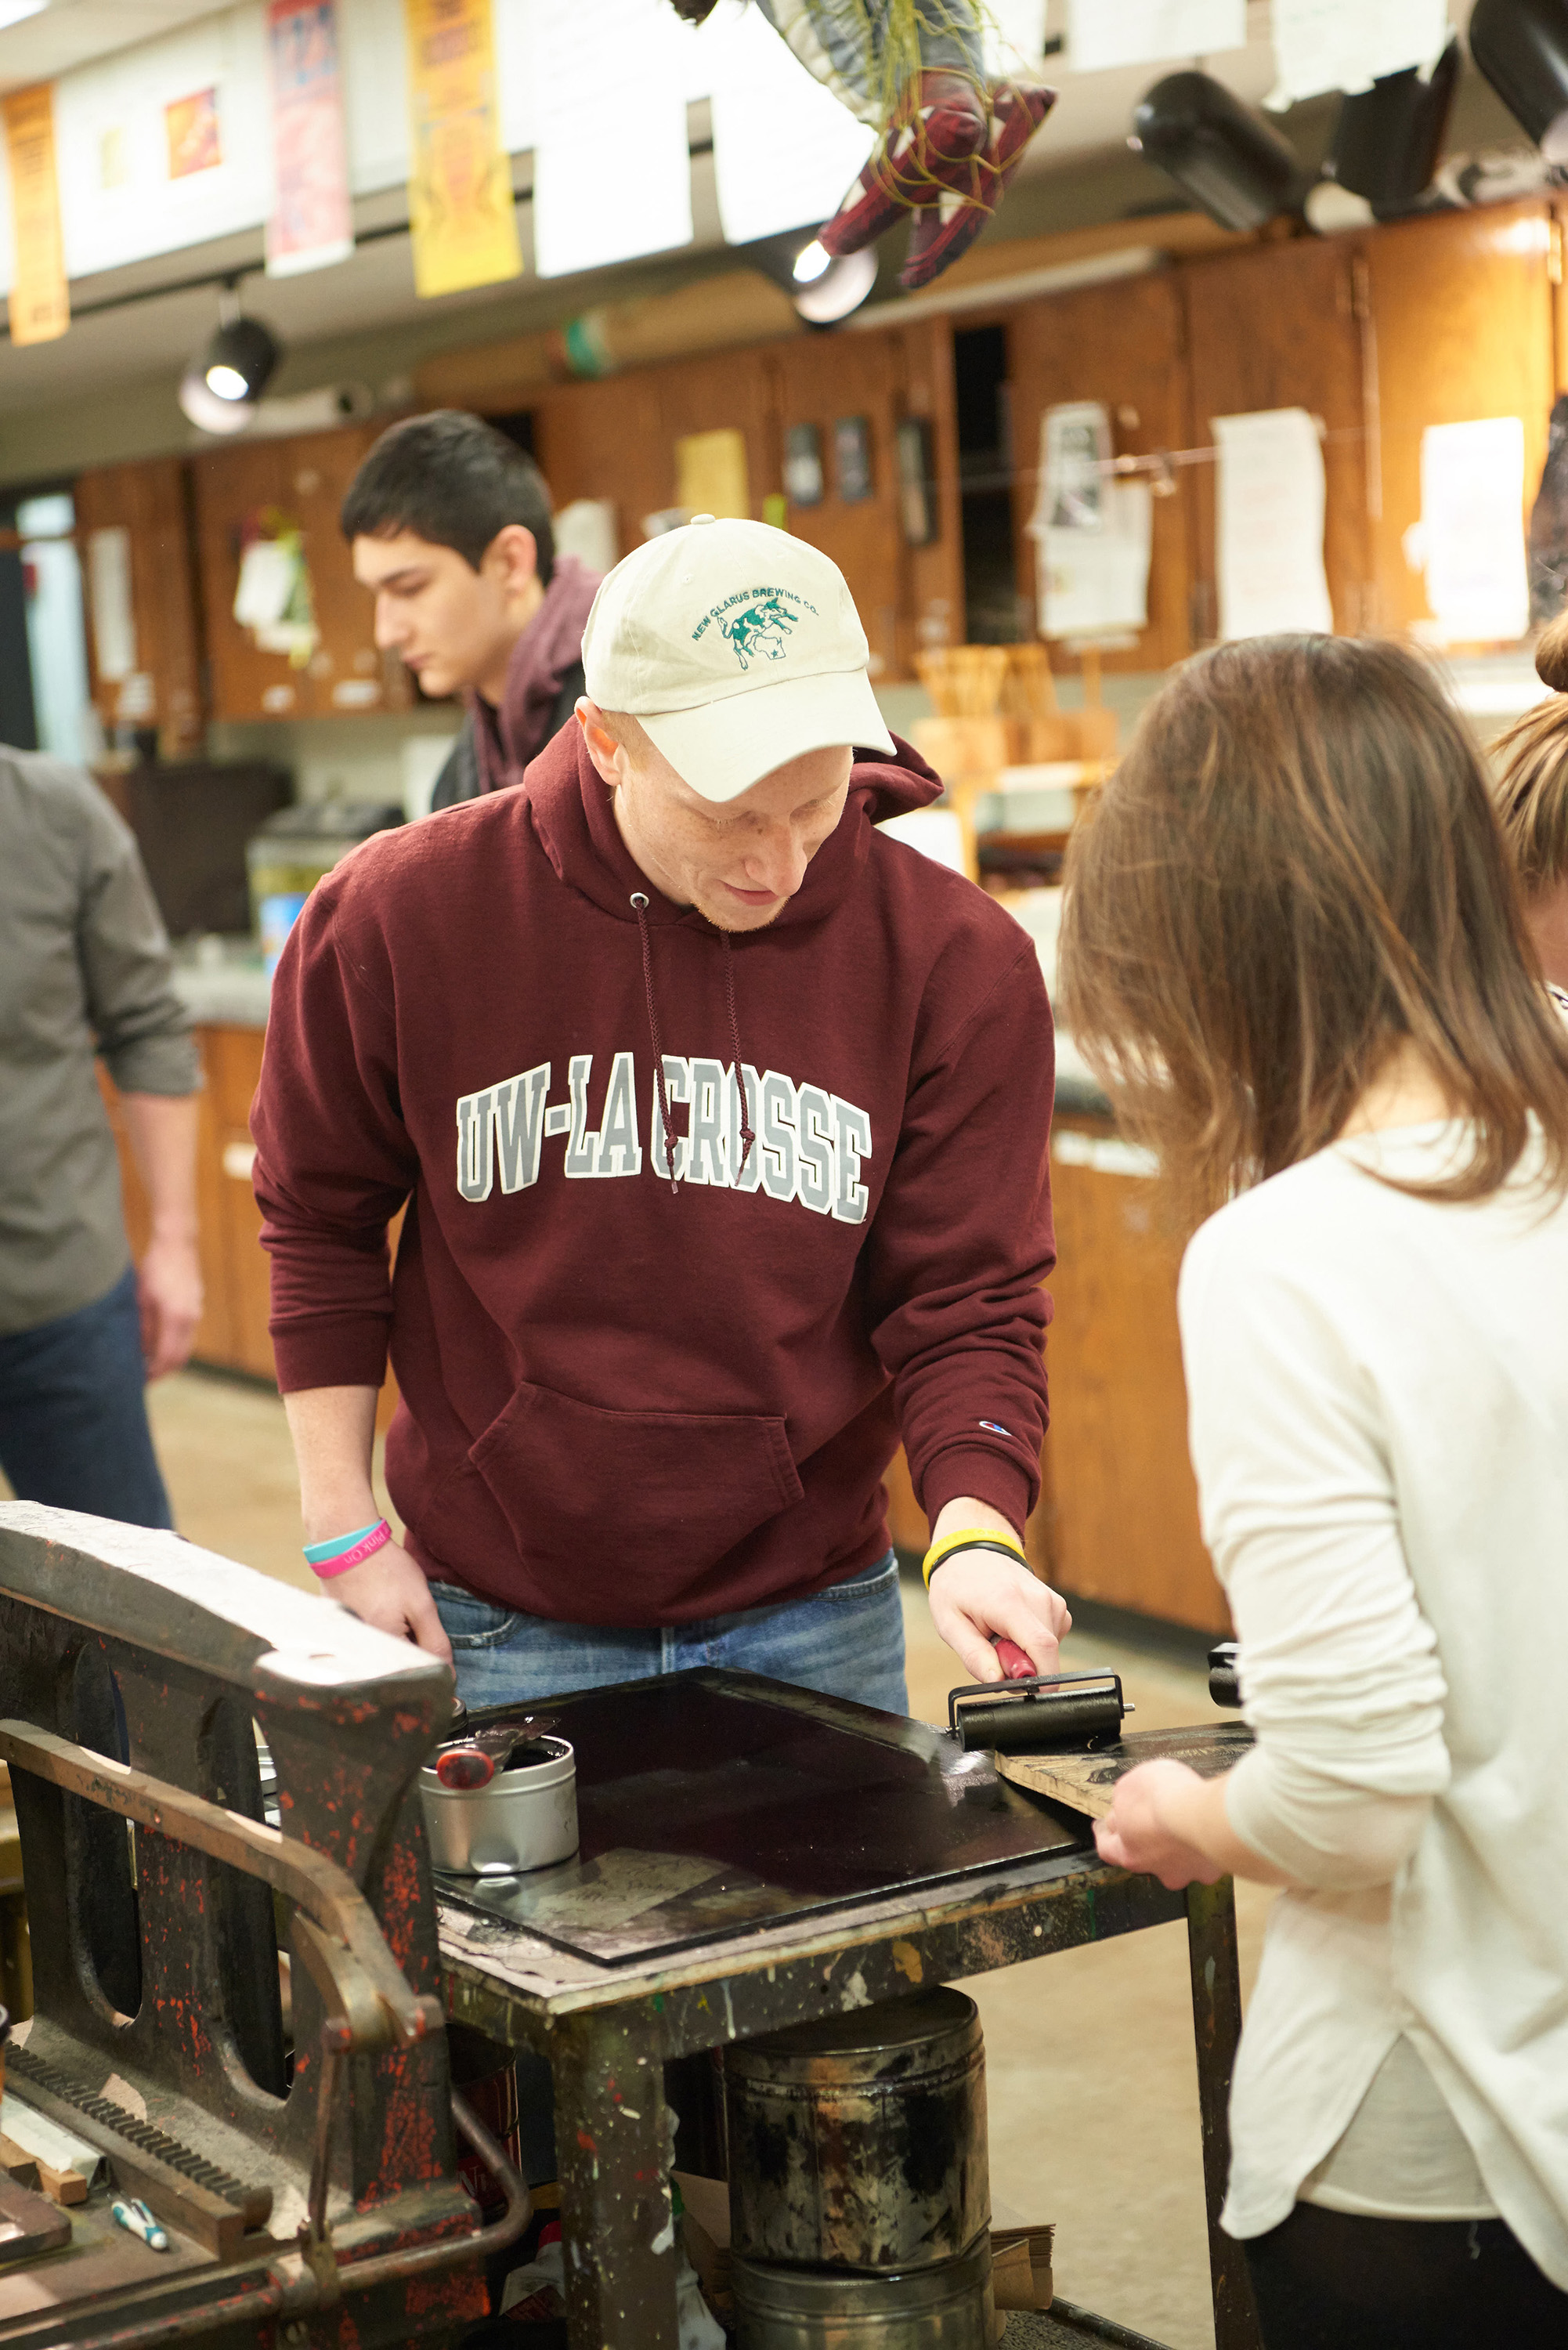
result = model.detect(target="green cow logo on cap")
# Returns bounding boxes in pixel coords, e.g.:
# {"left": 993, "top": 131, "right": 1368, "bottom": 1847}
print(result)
{"left": 721, "top": 593, "right": 799, "bottom": 671}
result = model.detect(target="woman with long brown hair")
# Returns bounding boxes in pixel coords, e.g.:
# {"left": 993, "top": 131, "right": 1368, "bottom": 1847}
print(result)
{"left": 1059, "top": 634, "right": 1568, "bottom": 2348}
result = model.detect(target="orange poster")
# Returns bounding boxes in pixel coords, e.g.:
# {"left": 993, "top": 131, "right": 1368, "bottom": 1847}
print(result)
{"left": 165, "top": 87, "right": 222, "bottom": 179}
{"left": 403, "top": 0, "right": 522, "bottom": 299}
{"left": 2, "top": 85, "right": 68, "bottom": 348}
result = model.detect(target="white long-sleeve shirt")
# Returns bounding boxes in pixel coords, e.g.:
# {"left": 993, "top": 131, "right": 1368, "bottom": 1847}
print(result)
{"left": 1177, "top": 1120, "right": 1568, "bottom": 2282}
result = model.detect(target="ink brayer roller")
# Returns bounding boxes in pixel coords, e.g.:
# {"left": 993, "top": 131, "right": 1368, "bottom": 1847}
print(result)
{"left": 948, "top": 1646, "right": 1133, "bottom": 1755}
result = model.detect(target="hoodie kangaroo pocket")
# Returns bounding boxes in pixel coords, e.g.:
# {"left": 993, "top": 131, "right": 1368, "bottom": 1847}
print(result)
{"left": 468, "top": 1379, "right": 804, "bottom": 1578}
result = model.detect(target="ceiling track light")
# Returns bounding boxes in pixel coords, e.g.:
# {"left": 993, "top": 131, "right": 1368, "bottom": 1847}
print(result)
{"left": 1469, "top": 0, "right": 1568, "bottom": 171}
{"left": 1314, "top": 39, "right": 1461, "bottom": 223}
{"left": 745, "top": 231, "right": 879, "bottom": 327}
{"left": 1130, "top": 70, "right": 1309, "bottom": 233}
{"left": 178, "top": 285, "right": 282, "bottom": 436}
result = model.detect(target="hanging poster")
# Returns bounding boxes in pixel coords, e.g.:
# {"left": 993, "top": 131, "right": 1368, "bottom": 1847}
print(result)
{"left": 165, "top": 87, "right": 222, "bottom": 178}
{"left": 403, "top": 0, "right": 522, "bottom": 300}
{"left": 1212, "top": 408, "right": 1334, "bottom": 639}
{"left": 1068, "top": 0, "right": 1245, "bottom": 74}
{"left": 1266, "top": 0, "right": 1449, "bottom": 108}
{"left": 2, "top": 85, "right": 68, "bottom": 347}
{"left": 533, "top": 0, "right": 691, "bottom": 279}
{"left": 266, "top": 0, "right": 353, "bottom": 277}
{"left": 705, "top": 0, "right": 873, "bottom": 248}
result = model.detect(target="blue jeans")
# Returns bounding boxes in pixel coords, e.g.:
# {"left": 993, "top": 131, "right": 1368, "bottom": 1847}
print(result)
{"left": 432, "top": 1546, "right": 909, "bottom": 1716}
{"left": 0, "top": 1267, "right": 171, "bottom": 1529}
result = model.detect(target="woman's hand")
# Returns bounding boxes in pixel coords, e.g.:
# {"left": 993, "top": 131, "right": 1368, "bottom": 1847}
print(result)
{"left": 928, "top": 1549, "right": 1071, "bottom": 1683}
{"left": 1095, "top": 1759, "right": 1229, "bottom": 1889}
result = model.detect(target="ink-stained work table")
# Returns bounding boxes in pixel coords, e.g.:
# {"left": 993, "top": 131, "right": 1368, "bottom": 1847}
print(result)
{"left": 434, "top": 1674, "right": 1260, "bottom": 2350}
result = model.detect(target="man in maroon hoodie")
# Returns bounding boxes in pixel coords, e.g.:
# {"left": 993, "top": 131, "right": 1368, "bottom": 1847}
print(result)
{"left": 252, "top": 518, "right": 1067, "bottom": 1713}
{"left": 341, "top": 410, "right": 601, "bottom": 809}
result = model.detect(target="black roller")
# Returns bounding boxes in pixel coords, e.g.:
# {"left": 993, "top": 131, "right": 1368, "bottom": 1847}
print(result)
{"left": 948, "top": 1669, "right": 1128, "bottom": 1755}
{"left": 1209, "top": 1643, "right": 1242, "bottom": 1710}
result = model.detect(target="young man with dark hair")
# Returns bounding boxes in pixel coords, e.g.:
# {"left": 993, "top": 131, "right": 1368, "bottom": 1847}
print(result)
{"left": 253, "top": 518, "right": 1066, "bottom": 1711}
{"left": 341, "top": 409, "right": 602, "bottom": 811}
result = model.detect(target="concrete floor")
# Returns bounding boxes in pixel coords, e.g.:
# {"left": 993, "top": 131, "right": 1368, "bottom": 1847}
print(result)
{"left": 34, "top": 1368, "right": 1270, "bottom": 2350}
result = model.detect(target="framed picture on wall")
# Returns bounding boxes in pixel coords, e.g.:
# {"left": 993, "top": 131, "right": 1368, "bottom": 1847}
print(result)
{"left": 895, "top": 418, "right": 937, "bottom": 545}
{"left": 834, "top": 416, "right": 873, "bottom": 503}
{"left": 783, "top": 423, "right": 825, "bottom": 507}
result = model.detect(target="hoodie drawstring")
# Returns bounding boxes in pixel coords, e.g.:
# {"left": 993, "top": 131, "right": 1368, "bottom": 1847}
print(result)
{"left": 630, "top": 893, "right": 679, "bottom": 1195}
{"left": 630, "top": 893, "right": 755, "bottom": 1195}
{"left": 723, "top": 936, "right": 757, "bottom": 1181}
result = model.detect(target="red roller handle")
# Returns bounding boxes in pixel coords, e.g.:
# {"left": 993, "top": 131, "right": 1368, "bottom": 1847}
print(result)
{"left": 994, "top": 1637, "right": 1037, "bottom": 1680}
{"left": 436, "top": 1746, "right": 495, "bottom": 1790}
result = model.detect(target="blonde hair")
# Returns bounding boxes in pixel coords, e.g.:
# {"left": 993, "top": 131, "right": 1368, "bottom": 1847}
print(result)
{"left": 1492, "top": 609, "right": 1568, "bottom": 893}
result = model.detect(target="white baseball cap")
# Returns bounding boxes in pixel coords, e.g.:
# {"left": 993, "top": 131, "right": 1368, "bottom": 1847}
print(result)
{"left": 580, "top": 515, "right": 896, "bottom": 804}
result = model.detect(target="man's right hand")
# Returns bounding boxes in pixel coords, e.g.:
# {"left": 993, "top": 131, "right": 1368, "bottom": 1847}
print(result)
{"left": 324, "top": 1537, "right": 454, "bottom": 1667}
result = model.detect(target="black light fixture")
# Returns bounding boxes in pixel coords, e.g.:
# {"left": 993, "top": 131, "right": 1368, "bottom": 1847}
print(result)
{"left": 1129, "top": 70, "right": 1308, "bottom": 231}
{"left": 179, "top": 287, "right": 282, "bottom": 435}
{"left": 1310, "top": 38, "right": 1461, "bottom": 225}
{"left": 746, "top": 230, "right": 879, "bottom": 327}
{"left": 1470, "top": 0, "right": 1568, "bottom": 168}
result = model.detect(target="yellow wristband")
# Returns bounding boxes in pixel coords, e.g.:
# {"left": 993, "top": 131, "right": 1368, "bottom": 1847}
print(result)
{"left": 922, "top": 1526, "right": 1028, "bottom": 1589}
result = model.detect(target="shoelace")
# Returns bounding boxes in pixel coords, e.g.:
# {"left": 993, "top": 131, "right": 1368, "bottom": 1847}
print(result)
{"left": 630, "top": 892, "right": 755, "bottom": 1195}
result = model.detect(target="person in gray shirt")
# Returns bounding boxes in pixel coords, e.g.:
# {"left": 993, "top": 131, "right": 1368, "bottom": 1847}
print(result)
{"left": 0, "top": 750, "right": 202, "bottom": 1527}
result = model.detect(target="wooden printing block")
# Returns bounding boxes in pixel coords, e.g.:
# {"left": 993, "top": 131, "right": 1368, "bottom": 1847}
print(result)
{"left": 997, "top": 1722, "right": 1255, "bottom": 1820}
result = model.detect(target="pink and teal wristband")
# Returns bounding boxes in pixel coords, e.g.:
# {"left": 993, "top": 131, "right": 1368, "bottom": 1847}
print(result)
{"left": 303, "top": 1518, "right": 392, "bottom": 1579}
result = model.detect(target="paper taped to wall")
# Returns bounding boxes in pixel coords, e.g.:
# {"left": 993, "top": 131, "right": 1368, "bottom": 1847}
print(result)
{"left": 1068, "top": 0, "right": 1245, "bottom": 75}
{"left": 87, "top": 526, "right": 136, "bottom": 682}
{"left": 1407, "top": 417, "right": 1529, "bottom": 645}
{"left": 1029, "top": 403, "right": 1154, "bottom": 642}
{"left": 1266, "top": 0, "right": 1450, "bottom": 108}
{"left": 1212, "top": 407, "right": 1333, "bottom": 640}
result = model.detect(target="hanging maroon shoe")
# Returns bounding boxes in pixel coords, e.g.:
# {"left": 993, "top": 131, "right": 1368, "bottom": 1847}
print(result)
{"left": 817, "top": 69, "right": 988, "bottom": 259}
{"left": 899, "top": 79, "right": 1056, "bottom": 291}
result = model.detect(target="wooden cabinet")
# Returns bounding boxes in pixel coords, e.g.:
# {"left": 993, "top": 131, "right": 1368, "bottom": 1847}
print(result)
{"left": 201, "top": 1025, "right": 275, "bottom": 1380}
{"left": 1005, "top": 269, "right": 1198, "bottom": 674}
{"left": 1183, "top": 235, "right": 1373, "bottom": 638}
{"left": 531, "top": 369, "right": 672, "bottom": 563}
{"left": 104, "top": 1024, "right": 403, "bottom": 1432}
{"left": 100, "top": 1028, "right": 271, "bottom": 1379}
{"left": 192, "top": 425, "right": 414, "bottom": 722}
{"left": 74, "top": 457, "right": 205, "bottom": 754}
{"left": 769, "top": 331, "right": 906, "bottom": 684}
{"left": 1034, "top": 1120, "right": 1227, "bottom": 1636}
{"left": 1361, "top": 199, "right": 1558, "bottom": 639}
{"left": 531, "top": 321, "right": 963, "bottom": 685}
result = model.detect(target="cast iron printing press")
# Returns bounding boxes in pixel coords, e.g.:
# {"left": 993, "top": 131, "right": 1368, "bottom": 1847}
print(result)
{"left": 0, "top": 1501, "right": 527, "bottom": 2350}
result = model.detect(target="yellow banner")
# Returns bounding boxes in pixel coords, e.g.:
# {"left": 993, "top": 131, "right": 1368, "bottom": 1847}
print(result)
{"left": 403, "top": 0, "right": 522, "bottom": 300}
{"left": 3, "top": 85, "right": 68, "bottom": 347}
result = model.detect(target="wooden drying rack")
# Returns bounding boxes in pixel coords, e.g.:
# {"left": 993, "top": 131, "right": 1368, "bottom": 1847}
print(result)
{"left": 909, "top": 643, "right": 1116, "bottom": 881}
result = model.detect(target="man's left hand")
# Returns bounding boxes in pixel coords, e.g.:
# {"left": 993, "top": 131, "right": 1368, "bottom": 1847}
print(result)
{"left": 1094, "top": 1760, "right": 1225, "bottom": 1889}
{"left": 137, "top": 1235, "right": 204, "bottom": 1379}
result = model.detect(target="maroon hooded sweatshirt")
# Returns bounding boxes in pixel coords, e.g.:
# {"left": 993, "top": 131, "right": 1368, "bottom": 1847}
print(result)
{"left": 471, "top": 553, "right": 601, "bottom": 792}
{"left": 251, "top": 726, "right": 1056, "bottom": 1626}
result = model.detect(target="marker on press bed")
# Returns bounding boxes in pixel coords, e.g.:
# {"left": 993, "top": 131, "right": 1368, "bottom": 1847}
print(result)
{"left": 111, "top": 2197, "right": 170, "bottom": 2252}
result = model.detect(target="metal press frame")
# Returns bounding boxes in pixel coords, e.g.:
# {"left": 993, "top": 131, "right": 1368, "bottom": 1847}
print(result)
{"left": 439, "top": 1846, "right": 1259, "bottom": 2350}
